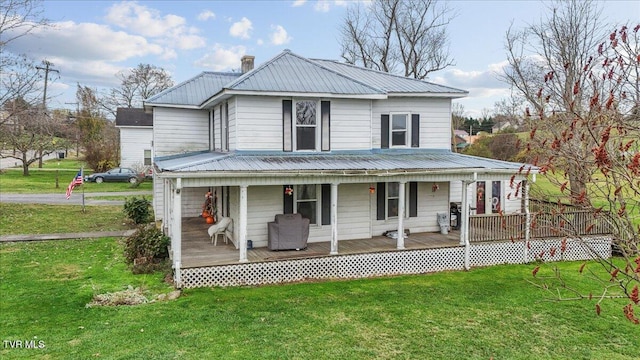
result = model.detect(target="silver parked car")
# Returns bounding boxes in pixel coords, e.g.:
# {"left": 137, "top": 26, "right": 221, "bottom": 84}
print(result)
{"left": 84, "top": 167, "right": 144, "bottom": 184}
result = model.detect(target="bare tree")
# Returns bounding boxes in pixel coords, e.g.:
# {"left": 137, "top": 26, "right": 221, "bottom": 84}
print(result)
{"left": 520, "top": 23, "right": 640, "bottom": 323}
{"left": 76, "top": 85, "right": 119, "bottom": 171}
{"left": 0, "top": 0, "right": 49, "bottom": 58}
{"left": 340, "top": 0, "right": 455, "bottom": 79}
{"left": 0, "top": 97, "right": 60, "bottom": 175}
{"left": 501, "top": 0, "right": 609, "bottom": 204}
{"left": 101, "top": 64, "right": 173, "bottom": 118}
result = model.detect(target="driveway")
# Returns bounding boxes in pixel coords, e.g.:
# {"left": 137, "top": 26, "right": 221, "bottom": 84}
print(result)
{"left": 0, "top": 191, "right": 153, "bottom": 206}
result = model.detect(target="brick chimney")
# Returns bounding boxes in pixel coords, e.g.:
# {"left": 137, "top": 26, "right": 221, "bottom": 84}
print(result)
{"left": 241, "top": 55, "right": 255, "bottom": 73}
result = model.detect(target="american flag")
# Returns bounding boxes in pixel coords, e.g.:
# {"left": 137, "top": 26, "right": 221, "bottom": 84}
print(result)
{"left": 66, "top": 170, "right": 83, "bottom": 199}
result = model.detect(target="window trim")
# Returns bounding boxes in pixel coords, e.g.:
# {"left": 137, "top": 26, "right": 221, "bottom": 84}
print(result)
{"left": 294, "top": 184, "right": 320, "bottom": 225}
{"left": 143, "top": 149, "right": 152, "bottom": 166}
{"left": 293, "top": 99, "right": 320, "bottom": 152}
{"left": 386, "top": 182, "right": 399, "bottom": 219}
{"left": 389, "top": 112, "right": 411, "bottom": 148}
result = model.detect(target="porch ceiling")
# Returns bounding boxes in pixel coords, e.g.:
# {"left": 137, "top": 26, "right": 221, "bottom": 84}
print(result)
{"left": 155, "top": 149, "right": 537, "bottom": 179}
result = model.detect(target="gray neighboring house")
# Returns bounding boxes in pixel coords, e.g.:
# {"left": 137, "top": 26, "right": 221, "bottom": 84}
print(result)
{"left": 115, "top": 107, "right": 153, "bottom": 173}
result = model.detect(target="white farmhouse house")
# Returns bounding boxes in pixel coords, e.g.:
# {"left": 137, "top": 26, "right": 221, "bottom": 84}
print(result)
{"left": 114, "top": 107, "right": 153, "bottom": 171}
{"left": 144, "top": 50, "right": 547, "bottom": 288}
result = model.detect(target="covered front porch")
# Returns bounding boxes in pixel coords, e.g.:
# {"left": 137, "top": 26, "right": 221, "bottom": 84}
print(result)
{"left": 179, "top": 217, "right": 461, "bottom": 268}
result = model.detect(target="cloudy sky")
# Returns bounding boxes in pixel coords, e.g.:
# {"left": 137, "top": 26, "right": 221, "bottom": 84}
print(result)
{"left": 5, "top": 0, "right": 639, "bottom": 117}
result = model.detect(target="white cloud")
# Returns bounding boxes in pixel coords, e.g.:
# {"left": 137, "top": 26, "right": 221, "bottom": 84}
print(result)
{"left": 269, "top": 25, "right": 292, "bottom": 45}
{"left": 194, "top": 44, "right": 246, "bottom": 71}
{"left": 257, "top": 38, "right": 264, "bottom": 46}
{"left": 313, "top": 0, "right": 348, "bottom": 12}
{"left": 229, "top": 17, "right": 253, "bottom": 39}
{"left": 197, "top": 10, "right": 216, "bottom": 21}
{"left": 5, "top": 21, "right": 164, "bottom": 63}
{"left": 314, "top": 0, "right": 331, "bottom": 12}
{"left": 104, "top": 2, "right": 206, "bottom": 50}
{"left": 292, "top": 0, "right": 307, "bottom": 6}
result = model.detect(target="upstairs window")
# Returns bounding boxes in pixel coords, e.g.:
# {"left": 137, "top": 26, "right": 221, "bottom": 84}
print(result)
{"left": 295, "top": 100, "right": 317, "bottom": 151}
{"left": 391, "top": 114, "right": 409, "bottom": 147}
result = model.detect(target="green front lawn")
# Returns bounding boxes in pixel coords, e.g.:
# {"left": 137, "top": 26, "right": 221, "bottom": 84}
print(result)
{"left": 0, "top": 167, "right": 152, "bottom": 193}
{"left": 0, "top": 203, "right": 132, "bottom": 235}
{"left": 1, "top": 238, "right": 638, "bottom": 359}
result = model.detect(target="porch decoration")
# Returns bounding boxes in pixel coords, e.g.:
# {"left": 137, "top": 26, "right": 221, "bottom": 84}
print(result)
{"left": 432, "top": 183, "right": 439, "bottom": 192}
{"left": 202, "top": 191, "right": 216, "bottom": 223}
{"left": 284, "top": 186, "right": 294, "bottom": 196}
{"left": 369, "top": 186, "right": 375, "bottom": 194}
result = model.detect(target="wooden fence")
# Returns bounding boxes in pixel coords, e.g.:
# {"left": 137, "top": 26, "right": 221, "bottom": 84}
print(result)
{"left": 469, "top": 210, "right": 611, "bottom": 242}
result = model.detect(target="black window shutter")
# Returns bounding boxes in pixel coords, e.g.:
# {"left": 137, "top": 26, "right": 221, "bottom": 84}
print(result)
{"left": 411, "top": 114, "right": 420, "bottom": 148}
{"left": 381, "top": 114, "right": 389, "bottom": 149}
{"left": 376, "top": 182, "right": 386, "bottom": 220}
{"left": 283, "top": 185, "right": 294, "bottom": 214}
{"left": 283, "top": 100, "right": 293, "bottom": 152}
{"left": 321, "top": 101, "right": 330, "bottom": 151}
{"left": 321, "top": 184, "right": 331, "bottom": 225}
{"left": 409, "top": 182, "right": 418, "bottom": 217}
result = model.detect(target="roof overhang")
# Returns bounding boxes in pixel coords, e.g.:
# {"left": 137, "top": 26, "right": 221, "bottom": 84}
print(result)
{"left": 387, "top": 92, "right": 468, "bottom": 99}
{"left": 200, "top": 89, "right": 388, "bottom": 109}
{"left": 153, "top": 150, "right": 538, "bottom": 185}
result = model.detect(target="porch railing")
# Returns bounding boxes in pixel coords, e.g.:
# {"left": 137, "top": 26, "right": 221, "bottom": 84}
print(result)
{"left": 469, "top": 210, "right": 611, "bottom": 242}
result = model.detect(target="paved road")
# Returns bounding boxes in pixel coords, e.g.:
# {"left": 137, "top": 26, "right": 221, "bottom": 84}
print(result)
{"left": 0, "top": 191, "right": 153, "bottom": 206}
{"left": 0, "top": 150, "right": 60, "bottom": 170}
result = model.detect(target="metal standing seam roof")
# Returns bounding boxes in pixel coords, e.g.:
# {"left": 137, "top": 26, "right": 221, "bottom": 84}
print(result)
{"left": 145, "top": 72, "right": 241, "bottom": 106}
{"left": 144, "top": 50, "right": 469, "bottom": 108}
{"left": 155, "top": 150, "right": 535, "bottom": 174}
{"left": 225, "top": 50, "right": 385, "bottom": 95}
{"left": 312, "top": 59, "right": 468, "bottom": 95}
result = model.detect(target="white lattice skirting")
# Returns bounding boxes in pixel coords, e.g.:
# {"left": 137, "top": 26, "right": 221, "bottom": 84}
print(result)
{"left": 179, "top": 236, "right": 612, "bottom": 288}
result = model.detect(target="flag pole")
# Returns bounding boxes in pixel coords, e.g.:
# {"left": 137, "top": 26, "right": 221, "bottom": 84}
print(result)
{"left": 81, "top": 166, "right": 85, "bottom": 213}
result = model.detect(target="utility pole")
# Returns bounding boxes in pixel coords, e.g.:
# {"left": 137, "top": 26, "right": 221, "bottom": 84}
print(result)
{"left": 35, "top": 60, "right": 59, "bottom": 168}
{"left": 35, "top": 60, "right": 59, "bottom": 110}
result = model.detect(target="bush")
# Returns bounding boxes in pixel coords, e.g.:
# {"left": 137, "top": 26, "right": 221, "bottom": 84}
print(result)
{"left": 123, "top": 196, "right": 152, "bottom": 224}
{"left": 123, "top": 224, "right": 170, "bottom": 274}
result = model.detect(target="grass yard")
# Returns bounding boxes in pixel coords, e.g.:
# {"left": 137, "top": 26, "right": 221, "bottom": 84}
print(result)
{"left": 0, "top": 203, "right": 132, "bottom": 235}
{"left": 1, "top": 238, "right": 638, "bottom": 359}
{"left": 0, "top": 168, "right": 152, "bottom": 193}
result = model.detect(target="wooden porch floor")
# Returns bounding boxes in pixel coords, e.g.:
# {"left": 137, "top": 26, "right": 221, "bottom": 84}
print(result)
{"left": 180, "top": 217, "right": 461, "bottom": 268}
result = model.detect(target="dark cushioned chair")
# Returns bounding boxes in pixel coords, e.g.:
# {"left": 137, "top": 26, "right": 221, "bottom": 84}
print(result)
{"left": 268, "top": 213, "right": 310, "bottom": 250}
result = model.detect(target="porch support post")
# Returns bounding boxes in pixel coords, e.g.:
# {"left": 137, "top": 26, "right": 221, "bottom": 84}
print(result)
{"left": 330, "top": 183, "right": 339, "bottom": 255}
{"left": 172, "top": 178, "right": 182, "bottom": 287}
{"left": 397, "top": 181, "right": 406, "bottom": 250}
{"left": 524, "top": 180, "right": 530, "bottom": 262}
{"left": 163, "top": 179, "right": 169, "bottom": 234}
{"left": 461, "top": 176, "right": 475, "bottom": 271}
{"left": 238, "top": 185, "right": 248, "bottom": 263}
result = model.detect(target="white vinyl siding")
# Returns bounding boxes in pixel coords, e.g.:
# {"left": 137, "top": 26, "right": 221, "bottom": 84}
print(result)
{"left": 242, "top": 184, "right": 371, "bottom": 248}
{"left": 372, "top": 182, "right": 449, "bottom": 235}
{"left": 235, "top": 96, "right": 283, "bottom": 150}
{"left": 373, "top": 97, "right": 451, "bottom": 150}
{"left": 153, "top": 107, "right": 209, "bottom": 157}
{"left": 227, "top": 97, "right": 237, "bottom": 150}
{"left": 119, "top": 127, "right": 153, "bottom": 169}
{"left": 329, "top": 99, "right": 372, "bottom": 150}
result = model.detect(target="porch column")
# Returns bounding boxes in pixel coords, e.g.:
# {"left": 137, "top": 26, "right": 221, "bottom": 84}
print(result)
{"left": 524, "top": 180, "right": 530, "bottom": 262}
{"left": 460, "top": 179, "right": 474, "bottom": 271}
{"left": 460, "top": 180, "right": 468, "bottom": 246}
{"left": 172, "top": 178, "right": 182, "bottom": 286}
{"left": 397, "top": 181, "right": 406, "bottom": 250}
{"left": 163, "top": 179, "right": 169, "bottom": 234}
{"left": 238, "top": 185, "right": 248, "bottom": 263}
{"left": 330, "top": 183, "right": 339, "bottom": 255}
